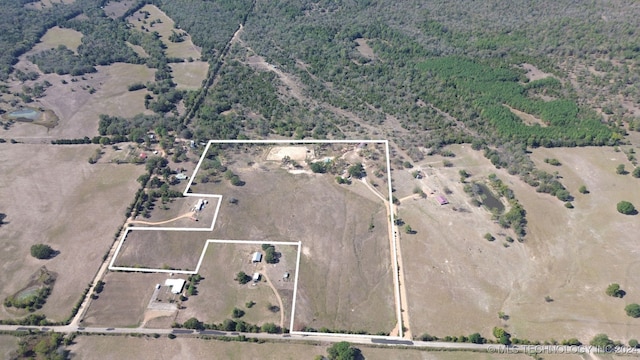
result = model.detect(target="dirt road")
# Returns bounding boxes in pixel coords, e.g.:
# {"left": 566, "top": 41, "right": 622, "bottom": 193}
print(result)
{"left": 128, "top": 211, "right": 196, "bottom": 226}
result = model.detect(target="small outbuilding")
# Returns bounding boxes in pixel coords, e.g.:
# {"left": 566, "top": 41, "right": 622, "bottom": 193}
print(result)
{"left": 252, "top": 252, "right": 262, "bottom": 263}
{"left": 252, "top": 272, "right": 261, "bottom": 282}
{"left": 283, "top": 272, "right": 290, "bottom": 280}
{"left": 176, "top": 173, "right": 188, "bottom": 180}
{"left": 436, "top": 195, "right": 448, "bottom": 205}
{"left": 164, "top": 278, "right": 186, "bottom": 294}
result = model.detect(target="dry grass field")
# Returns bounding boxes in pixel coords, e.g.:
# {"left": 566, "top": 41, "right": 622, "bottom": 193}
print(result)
{"left": 129, "top": 196, "right": 218, "bottom": 229}
{"left": 127, "top": 5, "right": 202, "bottom": 60}
{"left": 5, "top": 60, "right": 155, "bottom": 139}
{"left": 114, "top": 229, "right": 208, "bottom": 271}
{"left": 32, "top": 26, "right": 83, "bottom": 54}
{"left": 66, "top": 335, "right": 599, "bottom": 360}
{"left": 0, "top": 335, "right": 18, "bottom": 359}
{"left": 170, "top": 62, "right": 209, "bottom": 90}
{"left": 400, "top": 144, "right": 640, "bottom": 343}
{"left": 188, "top": 143, "right": 396, "bottom": 334}
{"left": 173, "top": 242, "right": 295, "bottom": 328}
{"left": 82, "top": 272, "right": 169, "bottom": 328}
{"left": 24, "top": 0, "right": 73, "bottom": 10}
{"left": 103, "top": 0, "right": 136, "bottom": 19}
{"left": 0, "top": 144, "right": 144, "bottom": 321}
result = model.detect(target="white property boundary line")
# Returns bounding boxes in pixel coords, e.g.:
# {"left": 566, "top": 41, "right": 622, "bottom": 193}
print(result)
{"left": 109, "top": 139, "right": 403, "bottom": 338}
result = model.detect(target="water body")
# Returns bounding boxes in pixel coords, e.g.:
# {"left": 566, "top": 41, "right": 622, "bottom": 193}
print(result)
{"left": 8, "top": 107, "right": 39, "bottom": 121}
{"left": 476, "top": 183, "right": 504, "bottom": 212}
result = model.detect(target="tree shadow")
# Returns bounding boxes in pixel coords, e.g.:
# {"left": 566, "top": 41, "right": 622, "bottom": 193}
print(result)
{"left": 0, "top": 213, "right": 7, "bottom": 227}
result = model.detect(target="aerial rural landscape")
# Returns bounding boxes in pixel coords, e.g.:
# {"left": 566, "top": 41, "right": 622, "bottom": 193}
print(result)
{"left": 1, "top": 0, "right": 640, "bottom": 359}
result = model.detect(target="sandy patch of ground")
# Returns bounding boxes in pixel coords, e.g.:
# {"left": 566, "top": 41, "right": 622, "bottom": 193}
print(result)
{"left": 127, "top": 5, "right": 202, "bottom": 60}
{"left": 504, "top": 104, "right": 548, "bottom": 127}
{"left": 265, "top": 146, "right": 312, "bottom": 162}
{"left": 0, "top": 144, "right": 144, "bottom": 321}
{"left": 32, "top": 26, "right": 83, "bottom": 54}
{"left": 520, "top": 63, "right": 554, "bottom": 82}
{"left": 170, "top": 62, "right": 209, "bottom": 90}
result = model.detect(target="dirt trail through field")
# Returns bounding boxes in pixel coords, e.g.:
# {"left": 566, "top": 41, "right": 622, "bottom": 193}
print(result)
{"left": 360, "top": 177, "right": 412, "bottom": 339}
{"left": 128, "top": 211, "right": 195, "bottom": 226}
{"left": 262, "top": 271, "right": 284, "bottom": 329}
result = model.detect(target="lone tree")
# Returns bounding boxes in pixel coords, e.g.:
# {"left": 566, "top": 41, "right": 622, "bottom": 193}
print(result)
{"left": 616, "top": 164, "right": 628, "bottom": 175}
{"left": 327, "top": 341, "right": 361, "bottom": 360}
{"left": 617, "top": 201, "right": 636, "bottom": 215}
{"left": 606, "top": 283, "right": 625, "bottom": 298}
{"left": 626, "top": 303, "right": 640, "bottom": 318}
{"left": 633, "top": 167, "right": 640, "bottom": 178}
{"left": 590, "top": 333, "right": 614, "bottom": 348}
{"left": 347, "top": 163, "right": 366, "bottom": 179}
{"left": 578, "top": 185, "right": 589, "bottom": 194}
{"left": 235, "top": 271, "right": 251, "bottom": 285}
{"left": 30, "top": 244, "right": 54, "bottom": 259}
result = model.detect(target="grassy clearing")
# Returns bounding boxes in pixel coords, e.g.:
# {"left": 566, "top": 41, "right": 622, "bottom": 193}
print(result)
{"left": 103, "top": 0, "right": 136, "bottom": 19}
{"left": 0, "top": 144, "right": 144, "bottom": 321}
{"left": 173, "top": 242, "right": 294, "bottom": 327}
{"left": 0, "top": 335, "right": 18, "bottom": 359}
{"left": 24, "top": 0, "right": 74, "bottom": 10}
{"left": 125, "top": 41, "right": 149, "bottom": 58}
{"left": 82, "top": 272, "right": 169, "bottom": 327}
{"left": 189, "top": 143, "right": 395, "bottom": 334}
{"left": 170, "top": 61, "right": 209, "bottom": 90}
{"left": 33, "top": 26, "right": 84, "bottom": 54}
{"left": 114, "top": 230, "right": 208, "bottom": 271}
{"left": 400, "top": 144, "right": 640, "bottom": 343}
{"left": 127, "top": 4, "right": 201, "bottom": 60}
{"left": 130, "top": 196, "right": 218, "bottom": 229}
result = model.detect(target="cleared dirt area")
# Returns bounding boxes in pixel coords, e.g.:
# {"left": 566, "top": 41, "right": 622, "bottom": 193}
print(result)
{"left": 401, "top": 144, "right": 640, "bottom": 343}
{"left": 170, "top": 62, "right": 209, "bottom": 90}
{"left": 114, "top": 229, "right": 208, "bottom": 271}
{"left": 5, "top": 62, "right": 155, "bottom": 139}
{"left": 129, "top": 196, "right": 218, "bottom": 229}
{"left": 520, "top": 63, "right": 554, "bottom": 82}
{"left": 505, "top": 104, "right": 548, "bottom": 127}
{"left": 0, "top": 144, "right": 144, "bottom": 321}
{"left": 32, "top": 26, "right": 83, "bottom": 54}
{"left": 127, "top": 5, "right": 202, "bottom": 60}
{"left": 355, "top": 38, "right": 376, "bottom": 60}
{"left": 190, "top": 143, "right": 396, "bottom": 334}
{"left": 173, "top": 242, "right": 295, "bottom": 328}
{"left": 66, "top": 335, "right": 585, "bottom": 360}
{"left": 82, "top": 272, "right": 170, "bottom": 327}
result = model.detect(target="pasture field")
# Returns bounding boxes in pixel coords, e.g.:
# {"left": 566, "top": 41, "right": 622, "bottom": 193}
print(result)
{"left": 113, "top": 229, "right": 208, "bottom": 271}
{"left": 170, "top": 62, "right": 209, "bottom": 90}
{"left": 66, "top": 335, "right": 587, "bottom": 360}
{"left": 4, "top": 61, "right": 155, "bottom": 139}
{"left": 82, "top": 272, "right": 169, "bottom": 328}
{"left": 173, "top": 242, "right": 297, "bottom": 328}
{"left": 189, "top": 142, "right": 396, "bottom": 334}
{"left": 399, "top": 144, "right": 640, "bottom": 343}
{"left": 0, "top": 335, "right": 18, "bottom": 359}
{"left": 103, "top": 0, "right": 136, "bottom": 19}
{"left": 24, "top": 0, "right": 73, "bottom": 10}
{"left": 129, "top": 196, "right": 219, "bottom": 229}
{"left": 127, "top": 5, "right": 202, "bottom": 60}
{"left": 0, "top": 144, "right": 144, "bottom": 321}
{"left": 32, "top": 26, "right": 83, "bottom": 54}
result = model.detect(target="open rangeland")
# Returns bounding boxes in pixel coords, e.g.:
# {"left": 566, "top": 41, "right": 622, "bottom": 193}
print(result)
{"left": 103, "top": 0, "right": 136, "bottom": 19}
{"left": 128, "top": 196, "right": 219, "bottom": 229}
{"left": 24, "top": 0, "right": 73, "bottom": 10}
{"left": 32, "top": 26, "right": 83, "bottom": 54}
{"left": 113, "top": 229, "right": 208, "bottom": 271}
{"left": 169, "top": 62, "right": 209, "bottom": 90}
{"left": 400, "top": 144, "right": 640, "bottom": 344}
{"left": 127, "top": 5, "right": 202, "bottom": 60}
{"left": 81, "top": 272, "right": 170, "bottom": 328}
{"left": 65, "top": 335, "right": 585, "bottom": 360}
{"left": 172, "top": 242, "right": 296, "bottom": 329}
{"left": 4, "top": 61, "right": 155, "bottom": 139}
{"left": 0, "top": 144, "right": 144, "bottom": 322}
{"left": 189, "top": 143, "right": 396, "bottom": 334}
{"left": 0, "top": 335, "right": 18, "bottom": 359}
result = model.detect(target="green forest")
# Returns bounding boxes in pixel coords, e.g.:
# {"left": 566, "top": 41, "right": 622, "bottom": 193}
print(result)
{"left": 2, "top": 0, "right": 640, "bottom": 197}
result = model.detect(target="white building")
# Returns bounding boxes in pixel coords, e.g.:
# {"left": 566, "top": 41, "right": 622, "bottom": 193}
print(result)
{"left": 165, "top": 278, "right": 186, "bottom": 294}
{"left": 252, "top": 252, "right": 262, "bottom": 263}
{"left": 252, "top": 272, "right": 261, "bottom": 282}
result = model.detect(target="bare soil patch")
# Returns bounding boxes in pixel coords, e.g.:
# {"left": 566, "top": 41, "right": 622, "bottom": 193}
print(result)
{"left": 173, "top": 242, "right": 295, "bottom": 328}
{"left": 504, "top": 104, "right": 548, "bottom": 127}
{"left": 114, "top": 229, "right": 208, "bottom": 271}
{"left": 0, "top": 144, "right": 144, "bottom": 321}
{"left": 127, "top": 5, "right": 202, "bottom": 60}
{"left": 401, "top": 144, "right": 640, "bottom": 343}
{"left": 32, "top": 26, "right": 83, "bottom": 54}
{"left": 520, "top": 63, "right": 554, "bottom": 82}
{"left": 170, "top": 62, "right": 209, "bottom": 90}
{"left": 82, "top": 272, "right": 170, "bottom": 327}
{"left": 355, "top": 38, "right": 376, "bottom": 60}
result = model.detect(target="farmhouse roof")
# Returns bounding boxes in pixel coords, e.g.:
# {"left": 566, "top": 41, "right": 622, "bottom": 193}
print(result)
{"left": 252, "top": 252, "right": 262, "bottom": 263}
{"left": 436, "top": 195, "right": 448, "bottom": 205}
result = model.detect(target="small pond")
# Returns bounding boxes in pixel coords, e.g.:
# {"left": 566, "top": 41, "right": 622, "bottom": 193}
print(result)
{"left": 7, "top": 107, "right": 39, "bottom": 121}
{"left": 476, "top": 183, "right": 504, "bottom": 212}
